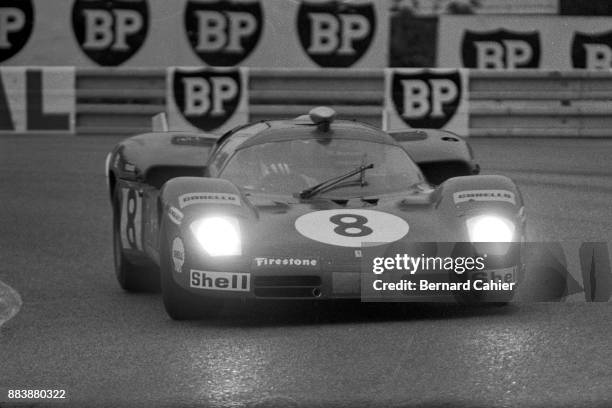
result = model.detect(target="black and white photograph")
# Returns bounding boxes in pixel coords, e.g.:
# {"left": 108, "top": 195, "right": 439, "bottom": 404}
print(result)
{"left": 0, "top": 0, "right": 611, "bottom": 406}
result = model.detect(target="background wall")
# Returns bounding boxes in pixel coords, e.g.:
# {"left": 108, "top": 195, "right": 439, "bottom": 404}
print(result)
{"left": 3, "top": 0, "right": 612, "bottom": 137}
{"left": 1, "top": 0, "right": 388, "bottom": 69}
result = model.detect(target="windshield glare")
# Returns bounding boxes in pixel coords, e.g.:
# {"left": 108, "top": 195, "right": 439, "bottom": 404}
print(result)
{"left": 219, "top": 139, "right": 424, "bottom": 197}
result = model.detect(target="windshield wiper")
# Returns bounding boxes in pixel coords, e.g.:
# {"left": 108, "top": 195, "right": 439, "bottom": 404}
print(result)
{"left": 298, "top": 163, "right": 374, "bottom": 199}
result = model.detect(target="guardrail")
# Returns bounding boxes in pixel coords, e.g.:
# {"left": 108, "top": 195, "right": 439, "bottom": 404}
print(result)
{"left": 250, "top": 69, "right": 383, "bottom": 127}
{"left": 77, "top": 68, "right": 165, "bottom": 136}
{"left": 76, "top": 69, "right": 612, "bottom": 137}
{"left": 470, "top": 71, "right": 612, "bottom": 138}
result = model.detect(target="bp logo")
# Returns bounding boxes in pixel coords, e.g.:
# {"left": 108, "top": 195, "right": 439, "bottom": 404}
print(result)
{"left": 0, "top": 0, "right": 34, "bottom": 63}
{"left": 297, "top": 0, "right": 375, "bottom": 68}
{"left": 461, "top": 29, "right": 540, "bottom": 69}
{"left": 572, "top": 31, "right": 612, "bottom": 69}
{"left": 72, "top": 0, "right": 149, "bottom": 66}
{"left": 390, "top": 70, "right": 462, "bottom": 129}
{"left": 184, "top": 0, "right": 263, "bottom": 66}
{"left": 172, "top": 68, "right": 242, "bottom": 132}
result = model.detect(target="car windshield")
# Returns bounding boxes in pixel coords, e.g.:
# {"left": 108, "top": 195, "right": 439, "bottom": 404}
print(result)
{"left": 219, "top": 138, "right": 424, "bottom": 197}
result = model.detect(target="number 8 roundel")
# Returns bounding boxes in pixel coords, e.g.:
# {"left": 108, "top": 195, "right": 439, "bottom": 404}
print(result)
{"left": 294, "top": 209, "right": 409, "bottom": 247}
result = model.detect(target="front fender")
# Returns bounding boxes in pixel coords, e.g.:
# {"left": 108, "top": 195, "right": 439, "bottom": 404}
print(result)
{"left": 426, "top": 175, "right": 526, "bottom": 244}
{"left": 436, "top": 175, "right": 523, "bottom": 216}
{"left": 436, "top": 175, "right": 526, "bottom": 272}
{"left": 158, "top": 177, "right": 255, "bottom": 295}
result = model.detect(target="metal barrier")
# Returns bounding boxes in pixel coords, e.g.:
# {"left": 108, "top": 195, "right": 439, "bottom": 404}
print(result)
{"left": 76, "top": 68, "right": 612, "bottom": 137}
{"left": 76, "top": 68, "right": 165, "bottom": 136}
{"left": 76, "top": 68, "right": 385, "bottom": 135}
{"left": 470, "top": 70, "right": 612, "bottom": 137}
{"left": 249, "top": 68, "right": 383, "bottom": 125}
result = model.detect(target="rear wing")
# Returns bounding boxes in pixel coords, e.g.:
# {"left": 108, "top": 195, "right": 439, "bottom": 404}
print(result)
{"left": 387, "top": 128, "right": 479, "bottom": 185}
{"left": 152, "top": 112, "right": 169, "bottom": 132}
{"left": 106, "top": 113, "right": 220, "bottom": 190}
{"left": 151, "top": 112, "right": 219, "bottom": 145}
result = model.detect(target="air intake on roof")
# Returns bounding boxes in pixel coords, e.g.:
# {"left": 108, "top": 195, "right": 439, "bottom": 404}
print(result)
{"left": 309, "top": 107, "right": 336, "bottom": 132}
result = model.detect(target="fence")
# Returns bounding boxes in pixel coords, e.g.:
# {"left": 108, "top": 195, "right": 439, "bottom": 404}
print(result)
{"left": 76, "top": 68, "right": 612, "bottom": 137}
{"left": 470, "top": 71, "right": 612, "bottom": 137}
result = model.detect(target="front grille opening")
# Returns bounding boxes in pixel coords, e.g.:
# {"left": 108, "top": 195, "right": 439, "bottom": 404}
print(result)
{"left": 253, "top": 276, "right": 322, "bottom": 298}
{"left": 254, "top": 287, "right": 319, "bottom": 298}
{"left": 254, "top": 276, "right": 321, "bottom": 287}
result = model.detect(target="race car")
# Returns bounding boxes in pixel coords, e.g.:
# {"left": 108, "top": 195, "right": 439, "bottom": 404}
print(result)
{"left": 106, "top": 107, "right": 525, "bottom": 319}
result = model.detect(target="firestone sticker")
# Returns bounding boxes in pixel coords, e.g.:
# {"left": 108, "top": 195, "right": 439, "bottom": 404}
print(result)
{"left": 178, "top": 192, "right": 240, "bottom": 209}
{"left": 453, "top": 190, "right": 516, "bottom": 205}
{"left": 252, "top": 257, "right": 319, "bottom": 268}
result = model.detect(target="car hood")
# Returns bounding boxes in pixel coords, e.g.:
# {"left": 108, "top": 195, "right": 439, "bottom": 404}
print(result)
{"left": 237, "top": 190, "right": 465, "bottom": 264}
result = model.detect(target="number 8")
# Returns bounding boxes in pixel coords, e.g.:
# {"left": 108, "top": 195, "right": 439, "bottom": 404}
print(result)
{"left": 329, "top": 214, "right": 373, "bottom": 237}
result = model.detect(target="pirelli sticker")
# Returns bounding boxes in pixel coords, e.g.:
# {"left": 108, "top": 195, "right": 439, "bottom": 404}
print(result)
{"left": 453, "top": 190, "right": 516, "bottom": 205}
{"left": 178, "top": 192, "right": 240, "bottom": 209}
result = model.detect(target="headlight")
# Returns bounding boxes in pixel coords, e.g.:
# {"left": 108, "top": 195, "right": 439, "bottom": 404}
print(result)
{"left": 190, "top": 216, "right": 241, "bottom": 256}
{"left": 466, "top": 215, "right": 515, "bottom": 242}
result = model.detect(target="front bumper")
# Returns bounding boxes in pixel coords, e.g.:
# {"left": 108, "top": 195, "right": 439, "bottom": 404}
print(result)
{"left": 174, "top": 259, "right": 523, "bottom": 302}
{"left": 170, "top": 237, "right": 523, "bottom": 301}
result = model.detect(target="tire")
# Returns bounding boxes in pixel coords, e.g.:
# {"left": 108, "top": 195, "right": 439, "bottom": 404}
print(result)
{"left": 112, "top": 188, "right": 159, "bottom": 292}
{"left": 159, "top": 222, "right": 224, "bottom": 320}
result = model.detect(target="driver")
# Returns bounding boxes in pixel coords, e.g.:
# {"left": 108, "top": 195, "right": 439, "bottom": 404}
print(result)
{"left": 257, "top": 141, "right": 317, "bottom": 191}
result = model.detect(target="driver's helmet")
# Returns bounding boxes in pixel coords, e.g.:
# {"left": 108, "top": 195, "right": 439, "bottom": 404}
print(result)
{"left": 257, "top": 141, "right": 318, "bottom": 189}
{"left": 258, "top": 142, "right": 293, "bottom": 178}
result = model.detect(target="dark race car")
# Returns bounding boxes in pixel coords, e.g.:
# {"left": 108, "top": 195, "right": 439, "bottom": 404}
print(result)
{"left": 105, "top": 107, "right": 525, "bottom": 319}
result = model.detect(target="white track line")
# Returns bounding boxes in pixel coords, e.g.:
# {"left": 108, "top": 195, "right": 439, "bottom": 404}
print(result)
{"left": 0, "top": 280, "right": 22, "bottom": 329}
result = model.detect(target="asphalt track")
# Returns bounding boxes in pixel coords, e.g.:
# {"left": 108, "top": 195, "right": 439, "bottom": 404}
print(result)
{"left": 0, "top": 135, "right": 611, "bottom": 407}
